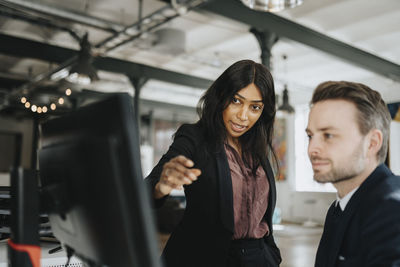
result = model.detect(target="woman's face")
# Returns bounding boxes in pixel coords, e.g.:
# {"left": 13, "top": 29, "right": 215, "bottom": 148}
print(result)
{"left": 222, "top": 83, "right": 264, "bottom": 145}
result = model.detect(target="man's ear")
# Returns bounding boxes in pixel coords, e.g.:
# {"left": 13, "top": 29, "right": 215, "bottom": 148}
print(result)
{"left": 367, "top": 129, "right": 383, "bottom": 158}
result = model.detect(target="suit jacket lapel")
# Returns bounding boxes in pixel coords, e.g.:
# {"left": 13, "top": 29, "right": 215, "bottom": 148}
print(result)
{"left": 316, "top": 202, "right": 336, "bottom": 267}
{"left": 215, "top": 147, "right": 234, "bottom": 233}
{"left": 326, "top": 202, "right": 357, "bottom": 267}
{"left": 261, "top": 158, "right": 276, "bottom": 230}
{"left": 324, "top": 164, "right": 392, "bottom": 267}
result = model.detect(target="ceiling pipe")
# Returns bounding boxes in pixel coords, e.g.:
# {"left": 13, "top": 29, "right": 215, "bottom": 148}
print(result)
{"left": 0, "top": 7, "right": 81, "bottom": 42}
{"left": 1, "top": 0, "right": 209, "bottom": 105}
{"left": 0, "top": 0, "right": 124, "bottom": 33}
{"left": 95, "top": 0, "right": 208, "bottom": 53}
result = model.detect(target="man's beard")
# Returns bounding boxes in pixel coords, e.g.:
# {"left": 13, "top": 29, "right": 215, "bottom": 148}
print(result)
{"left": 311, "top": 141, "right": 366, "bottom": 184}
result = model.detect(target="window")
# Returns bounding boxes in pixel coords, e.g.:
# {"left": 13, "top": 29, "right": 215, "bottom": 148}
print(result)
{"left": 294, "top": 105, "right": 335, "bottom": 192}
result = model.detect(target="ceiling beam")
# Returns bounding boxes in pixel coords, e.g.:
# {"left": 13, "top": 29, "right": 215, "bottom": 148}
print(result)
{"left": 201, "top": 0, "right": 400, "bottom": 81}
{"left": 0, "top": 33, "right": 212, "bottom": 89}
{"left": 77, "top": 90, "right": 197, "bottom": 116}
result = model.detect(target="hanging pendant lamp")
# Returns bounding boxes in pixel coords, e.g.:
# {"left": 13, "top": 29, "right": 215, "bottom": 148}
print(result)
{"left": 240, "top": 0, "right": 304, "bottom": 12}
{"left": 278, "top": 85, "right": 295, "bottom": 113}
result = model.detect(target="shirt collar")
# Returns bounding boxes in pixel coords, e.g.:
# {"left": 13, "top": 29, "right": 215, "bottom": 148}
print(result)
{"left": 336, "top": 186, "right": 359, "bottom": 211}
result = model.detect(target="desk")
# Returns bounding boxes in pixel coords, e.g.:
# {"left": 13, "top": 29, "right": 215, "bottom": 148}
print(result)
{"left": 0, "top": 240, "right": 83, "bottom": 267}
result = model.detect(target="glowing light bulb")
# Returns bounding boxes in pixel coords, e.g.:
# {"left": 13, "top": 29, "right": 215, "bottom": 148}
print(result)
{"left": 25, "top": 102, "right": 31, "bottom": 108}
{"left": 31, "top": 105, "right": 37, "bottom": 112}
{"left": 65, "top": 88, "right": 72, "bottom": 96}
{"left": 42, "top": 106, "right": 48, "bottom": 113}
{"left": 58, "top": 97, "right": 64, "bottom": 105}
{"left": 50, "top": 103, "right": 56, "bottom": 110}
{"left": 37, "top": 107, "right": 42, "bottom": 113}
{"left": 21, "top": 97, "right": 27, "bottom": 104}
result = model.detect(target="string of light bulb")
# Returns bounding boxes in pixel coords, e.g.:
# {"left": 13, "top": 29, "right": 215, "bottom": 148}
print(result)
{"left": 20, "top": 88, "right": 72, "bottom": 114}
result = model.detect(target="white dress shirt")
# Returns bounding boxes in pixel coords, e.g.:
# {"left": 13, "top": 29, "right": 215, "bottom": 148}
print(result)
{"left": 336, "top": 186, "right": 359, "bottom": 211}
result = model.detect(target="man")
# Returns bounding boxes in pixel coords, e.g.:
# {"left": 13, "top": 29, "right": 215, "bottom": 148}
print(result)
{"left": 306, "top": 81, "right": 400, "bottom": 267}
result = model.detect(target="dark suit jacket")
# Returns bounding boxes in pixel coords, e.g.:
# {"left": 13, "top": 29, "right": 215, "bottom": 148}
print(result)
{"left": 146, "top": 123, "right": 281, "bottom": 267}
{"left": 315, "top": 164, "right": 400, "bottom": 267}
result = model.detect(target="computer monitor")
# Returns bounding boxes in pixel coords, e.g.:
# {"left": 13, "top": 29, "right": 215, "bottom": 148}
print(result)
{"left": 0, "top": 132, "right": 21, "bottom": 173}
{"left": 38, "top": 93, "right": 162, "bottom": 267}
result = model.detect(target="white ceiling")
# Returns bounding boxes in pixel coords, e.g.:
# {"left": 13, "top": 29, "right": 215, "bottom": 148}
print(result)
{"left": 0, "top": 0, "right": 399, "bottom": 116}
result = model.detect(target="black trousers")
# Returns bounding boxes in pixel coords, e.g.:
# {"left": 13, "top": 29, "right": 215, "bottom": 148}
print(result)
{"left": 226, "top": 238, "right": 275, "bottom": 267}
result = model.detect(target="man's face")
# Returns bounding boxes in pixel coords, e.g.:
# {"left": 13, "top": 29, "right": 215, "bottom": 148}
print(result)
{"left": 306, "top": 99, "right": 368, "bottom": 184}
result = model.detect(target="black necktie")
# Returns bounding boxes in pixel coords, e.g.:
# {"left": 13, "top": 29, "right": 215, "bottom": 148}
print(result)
{"left": 332, "top": 202, "right": 343, "bottom": 220}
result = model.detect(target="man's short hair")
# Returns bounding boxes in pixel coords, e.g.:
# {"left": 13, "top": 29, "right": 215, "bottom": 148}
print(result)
{"left": 311, "top": 81, "right": 391, "bottom": 164}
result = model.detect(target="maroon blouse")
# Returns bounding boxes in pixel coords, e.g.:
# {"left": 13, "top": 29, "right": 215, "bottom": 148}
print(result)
{"left": 224, "top": 144, "right": 270, "bottom": 239}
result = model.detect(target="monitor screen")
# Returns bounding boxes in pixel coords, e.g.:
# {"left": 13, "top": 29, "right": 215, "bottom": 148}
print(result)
{"left": 38, "top": 93, "right": 162, "bottom": 267}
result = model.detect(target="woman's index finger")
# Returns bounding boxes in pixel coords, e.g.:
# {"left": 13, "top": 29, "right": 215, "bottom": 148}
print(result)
{"left": 174, "top": 155, "right": 194, "bottom": 167}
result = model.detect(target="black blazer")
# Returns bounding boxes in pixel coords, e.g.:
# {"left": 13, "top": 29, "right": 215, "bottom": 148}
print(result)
{"left": 315, "top": 164, "right": 400, "bottom": 267}
{"left": 146, "top": 123, "right": 281, "bottom": 267}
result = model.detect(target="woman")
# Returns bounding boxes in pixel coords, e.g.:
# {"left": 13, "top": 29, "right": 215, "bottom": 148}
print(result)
{"left": 146, "top": 60, "right": 281, "bottom": 267}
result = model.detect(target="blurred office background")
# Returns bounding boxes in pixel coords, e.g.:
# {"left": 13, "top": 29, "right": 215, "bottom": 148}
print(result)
{"left": 0, "top": 0, "right": 400, "bottom": 266}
